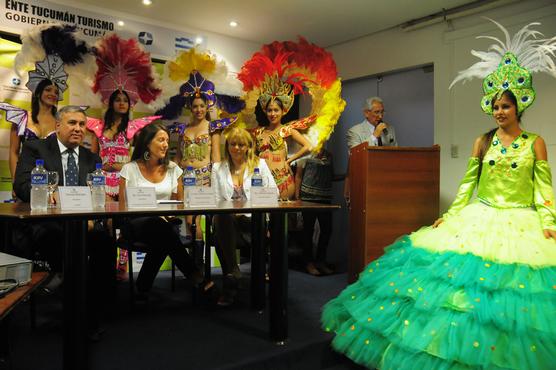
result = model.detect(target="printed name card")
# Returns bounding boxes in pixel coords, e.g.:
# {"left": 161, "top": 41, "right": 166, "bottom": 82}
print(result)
{"left": 126, "top": 187, "right": 157, "bottom": 208}
{"left": 251, "top": 187, "right": 278, "bottom": 206}
{"left": 58, "top": 186, "right": 93, "bottom": 211}
{"left": 187, "top": 187, "right": 217, "bottom": 207}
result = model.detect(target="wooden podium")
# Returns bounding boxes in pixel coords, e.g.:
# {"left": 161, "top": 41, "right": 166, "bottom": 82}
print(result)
{"left": 348, "top": 144, "right": 440, "bottom": 282}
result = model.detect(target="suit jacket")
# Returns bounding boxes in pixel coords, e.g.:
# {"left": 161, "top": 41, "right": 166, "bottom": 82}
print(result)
{"left": 346, "top": 120, "right": 398, "bottom": 150}
{"left": 14, "top": 135, "right": 101, "bottom": 202}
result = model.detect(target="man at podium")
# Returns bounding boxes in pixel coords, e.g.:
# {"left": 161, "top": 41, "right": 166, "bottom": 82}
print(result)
{"left": 346, "top": 96, "right": 397, "bottom": 148}
{"left": 344, "top": 97, "right": 398, "bottom": 205}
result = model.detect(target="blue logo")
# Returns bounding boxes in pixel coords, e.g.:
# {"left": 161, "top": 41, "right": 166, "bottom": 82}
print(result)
{"left": 138, "top": 31, "right": 153, "bottom": 45}
{"left": 11, "top": 77, "right": 21, "bottom": 86}
{"left": 175, "top": 36, "right": 194, "bottom": 50}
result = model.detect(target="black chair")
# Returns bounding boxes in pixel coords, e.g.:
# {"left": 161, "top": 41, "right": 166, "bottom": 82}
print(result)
{"left": 115, "top": 222, "right": 177, "bottom": 309}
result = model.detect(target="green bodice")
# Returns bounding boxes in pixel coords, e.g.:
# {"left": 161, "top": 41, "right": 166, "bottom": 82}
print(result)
{"left": 478, "top": 131, "right": 536, "bottom": 208}
{"left": 444, "top": 130, "right": 556, "bottom": 229}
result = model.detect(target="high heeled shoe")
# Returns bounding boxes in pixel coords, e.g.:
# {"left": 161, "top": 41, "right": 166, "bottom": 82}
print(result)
{"left": 217, "top": 274, "right": 238, "bottom": 307}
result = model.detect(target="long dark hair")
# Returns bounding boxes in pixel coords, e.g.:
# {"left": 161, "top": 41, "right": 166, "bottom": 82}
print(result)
{"left": 31, "top": 79, "right": 58, "bottom": 123}
{"left": 478, "top": 90, "right": 522, "bottom": 176}
{"left": 104, "top": 90, "right": 130, "bottom": 135}
{"left": 131, "top": 121, "right": 169, "bottom": 165}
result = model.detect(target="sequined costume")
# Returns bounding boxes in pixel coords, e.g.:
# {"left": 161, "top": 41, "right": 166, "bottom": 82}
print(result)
{"left": 0, "top": 104, "right": 56, "bottom": 142}
{"left": 86, "top": 116, "right": 160, "bottom": 197}
{"left": 181, "top": 133, "right": 212, "bottom": 186}
{"left": 254, "top": 116, "right": 316, "bottom": 198}
{"left": 173, "top": 117, "right": 237, "bottom": 187}
{"left": 322, "top": 131, "right": 556, "bottom": 369}
{"left": 255, "top": 127, "right": 293, "bottom": 197}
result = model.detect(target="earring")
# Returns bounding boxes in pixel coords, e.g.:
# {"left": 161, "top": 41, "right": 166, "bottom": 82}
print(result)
{"left": 143, "top": 151, "right": 150, "bottom": 161}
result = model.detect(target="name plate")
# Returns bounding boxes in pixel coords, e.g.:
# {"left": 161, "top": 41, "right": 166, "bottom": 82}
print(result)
{"left": 187, "top": 187, "right": 217, "bottom": 207}
{"left": 251, "top": 187, "right": 278, "bottom": 206}
{"left": 58, "top": 186, "right": 93, "bottom": 211}
{"left": 126, "top": 187, "right": 157, "bottom": 208}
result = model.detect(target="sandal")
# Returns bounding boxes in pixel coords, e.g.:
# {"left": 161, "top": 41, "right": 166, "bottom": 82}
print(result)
{"left": 315, "top": 262, "right": 335, "bottom": 275}
{"left": 306, "top": 262, "right": 321, "bottom": 276}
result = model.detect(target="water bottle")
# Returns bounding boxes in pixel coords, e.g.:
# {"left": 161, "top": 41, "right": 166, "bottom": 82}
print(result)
{"left": 251, "top": 167, "right": 263, "bottom": 187}
{"left": 88, "top": 163, "right": 106, "bottom": 209}
{"left": 30, "top": 159, "right": 48, "bottom": 211}
{"left": 183, "top": 166, "right": 197, "bottom": 206}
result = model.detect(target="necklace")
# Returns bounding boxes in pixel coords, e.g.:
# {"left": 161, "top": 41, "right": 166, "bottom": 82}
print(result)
{"left": 232, "top": 163, "right": 245, "bottom": 175}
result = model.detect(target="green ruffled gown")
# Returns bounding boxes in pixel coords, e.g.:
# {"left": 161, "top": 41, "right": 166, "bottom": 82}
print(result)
{"left": 322, "top": 131, "right": 556, "bottom": 369}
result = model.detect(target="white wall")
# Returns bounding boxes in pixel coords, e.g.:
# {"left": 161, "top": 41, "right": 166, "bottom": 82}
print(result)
{"left": 328, "top": 0, "right": 556, "bottom": 212}
{"left": 40, "top": 0, "right": 261, "bottom": 72}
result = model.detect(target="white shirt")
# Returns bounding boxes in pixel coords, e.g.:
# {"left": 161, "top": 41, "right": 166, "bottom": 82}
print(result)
{"left": 211, "top": 159, "right": 278, "bottom": 202}
{"left": 57, "top": 139, "right": 80, "bottom": 186}
{"left": 120, "top": 161, "right": 183, "bottom": 200}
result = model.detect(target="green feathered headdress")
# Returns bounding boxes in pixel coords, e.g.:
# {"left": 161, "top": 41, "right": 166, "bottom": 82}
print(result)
{"left": 450, "top": 19, "right": 556, "bottom": 115}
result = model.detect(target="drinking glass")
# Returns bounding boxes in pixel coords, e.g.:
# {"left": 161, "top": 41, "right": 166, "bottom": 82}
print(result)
{"left": 47, "top": 171, "right": 59, "bottom": 208}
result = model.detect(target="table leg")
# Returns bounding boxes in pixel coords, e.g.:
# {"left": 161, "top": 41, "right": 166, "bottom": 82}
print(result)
{"left": 250, "top": 212, "right": 265, "bottom": 312}
{"left": 1, "top": 220, "right": 10, "bottom": 253}
{"left": 63, "top": 219, "right": 88, "bottom": 370}
{"left": 204, "top": 215, "right": 212, "bottom": 280}
{"left": 269, "top": 212, "right": 288, "bottom": 344}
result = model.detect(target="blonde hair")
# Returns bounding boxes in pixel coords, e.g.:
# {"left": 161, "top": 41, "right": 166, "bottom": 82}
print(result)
{"left": 224, "top": 127, "right": 258, "bottom": 174}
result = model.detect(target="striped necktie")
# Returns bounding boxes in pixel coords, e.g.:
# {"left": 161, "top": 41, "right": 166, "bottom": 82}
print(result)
{"left": 65, "top": 148, "right": 79, "bottom": 186}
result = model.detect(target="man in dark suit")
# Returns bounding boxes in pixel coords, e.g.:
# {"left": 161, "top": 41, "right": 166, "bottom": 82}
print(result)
{"left": 14, "top": 105, "right": 100, "bottom": 197}
{"left": 13, "top": 105, "right": 115, "bottom": 339}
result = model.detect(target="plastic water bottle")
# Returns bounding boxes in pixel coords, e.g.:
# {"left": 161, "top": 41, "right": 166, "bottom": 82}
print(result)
{"left": 88, "top": 163, "right": 106, "bottom": 209}
{"left": 30, "top": 159, "right": 48, "bottom": 211}
{"left": 183, "top": 166, "right": 197, "bottom": 206}
{"left": 251, "top": 167, "right": 263, "bottom": 187}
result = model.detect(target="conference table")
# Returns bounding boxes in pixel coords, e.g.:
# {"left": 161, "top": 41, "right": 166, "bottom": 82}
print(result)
{"left": 0, "top": 200, "right": 339, "bottom": 370}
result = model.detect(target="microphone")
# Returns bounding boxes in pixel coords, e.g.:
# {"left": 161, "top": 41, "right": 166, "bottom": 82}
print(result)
{"left": 379, "top": 120, "right": 388, "bottom": 135}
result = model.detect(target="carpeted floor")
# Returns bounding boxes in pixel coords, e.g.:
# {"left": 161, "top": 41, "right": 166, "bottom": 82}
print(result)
{"left": 4, "top": 267, "right": 366, "bottom": 370}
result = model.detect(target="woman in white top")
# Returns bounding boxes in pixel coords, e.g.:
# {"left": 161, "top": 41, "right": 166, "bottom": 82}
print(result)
{"left": 119, "top": 122, "right": 210, "bottom": 294}
{"left": 211, "top": 127, "right": 277, "bottom": 305}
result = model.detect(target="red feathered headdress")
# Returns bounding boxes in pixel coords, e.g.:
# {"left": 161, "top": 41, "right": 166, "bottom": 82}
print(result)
{"left": 238, "top": 37, "right": 338, "bottom": 113}
{"left": 92, "top": 34, "right": 161, "bottom": 106}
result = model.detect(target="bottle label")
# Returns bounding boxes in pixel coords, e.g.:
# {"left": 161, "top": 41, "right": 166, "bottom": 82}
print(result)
{"left": 31, "top": 173, "right": 47, "bottom": 185}
{"left": 251, "top": 178, "right": 263, "bottom": 187}
{"left": 91, "top": 175, "right": 105, "bottom": 186}
{"left": 183, "top": 177, "right": 196, "bottom": 187}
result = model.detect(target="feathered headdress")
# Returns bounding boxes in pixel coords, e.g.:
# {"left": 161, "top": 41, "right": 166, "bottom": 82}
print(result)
{"left": 238, "top": 37, "right": 346, "bottom": 153}
{"left": 153, "top": 48, "right": 244, "bottom": 120}
{"left": 92, "top": 34, "right": 161, "bottom": 106}
{"left": 450, "top": 19, "right": 556, "bottom": 114}
{"left": 14, "top": 24, "right": 95, "bottom": 100}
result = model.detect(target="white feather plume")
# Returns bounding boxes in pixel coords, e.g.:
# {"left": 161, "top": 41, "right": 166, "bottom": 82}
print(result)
{"left": 449, "top": 18, "right": 556, "bottom": 88}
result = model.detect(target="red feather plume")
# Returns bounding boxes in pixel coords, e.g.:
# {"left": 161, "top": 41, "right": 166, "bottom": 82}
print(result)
{"left": 92, "top": 34, "right": 161, "bottom": 105}
{"left": 239, "top": 37, "right": 338, "bottom": 92}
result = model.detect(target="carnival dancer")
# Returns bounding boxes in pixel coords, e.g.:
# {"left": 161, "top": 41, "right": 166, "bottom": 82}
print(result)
{"left": 0, "top": 24, "right": 94, "bottom": 180}
{"left": 238, "top": 38, "right": 346, "bottom": 200}
{"left": 154, "top": 48, "right": 244, "bottom": 253}
{"left": 321, "top": 20, "right": 556, "bottom": 370}
{"left": 86, "top": 34, "right": 162, "bottom": 200}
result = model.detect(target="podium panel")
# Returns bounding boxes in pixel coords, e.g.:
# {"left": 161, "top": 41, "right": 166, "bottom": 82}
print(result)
{"left": 348, "top": 144, "right": 440, "bottom": 282}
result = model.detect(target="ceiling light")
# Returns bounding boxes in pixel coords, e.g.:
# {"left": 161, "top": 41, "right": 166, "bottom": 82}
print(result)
{"left": 117, "top": 20, "right": 125, "bottom": 27}
{"left": 229, "top": 21, "right": 238, "bottom": 28}
{"left": 142, "top": 0, "right": 152, "bottom": 4}
{"left": 195, "top": 37, "right": 203, "bottom": 45}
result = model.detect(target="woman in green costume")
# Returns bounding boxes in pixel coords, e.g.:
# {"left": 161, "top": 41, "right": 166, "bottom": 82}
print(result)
{"left": 322, "top": 20, "right": 556, "bottom": 370}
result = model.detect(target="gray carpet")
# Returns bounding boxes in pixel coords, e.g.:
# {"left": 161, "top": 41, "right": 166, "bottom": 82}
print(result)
{"left": 4, "top": 268, "right": 364, "bottom": 370}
